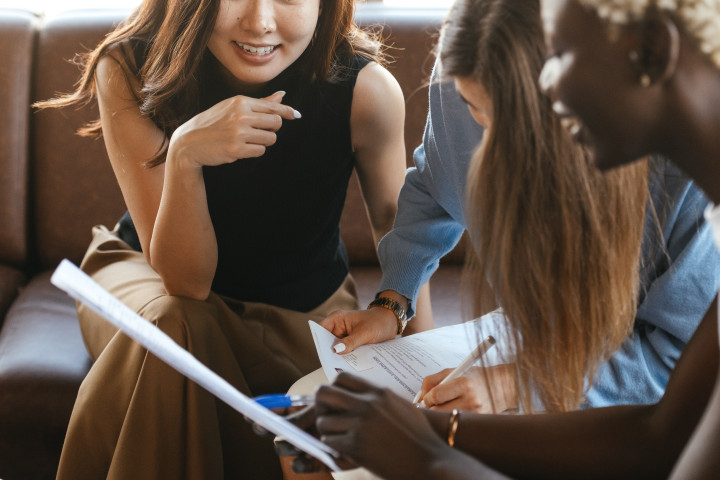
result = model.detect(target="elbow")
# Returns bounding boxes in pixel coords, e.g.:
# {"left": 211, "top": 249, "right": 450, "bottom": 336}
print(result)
{"left": 372, "top": 207, "right": 399, "bottom": 242}
{"left": 148, "top": 257, "right": 214, "bottom": 301}
{"left": 631, "top": 406, "right": 690, "bottom": 480}
{"left": 162, "top": 280, "right": 211, "bottom": 301}
{"left": 147, "top": 246, "right": 215, "bottom": 301}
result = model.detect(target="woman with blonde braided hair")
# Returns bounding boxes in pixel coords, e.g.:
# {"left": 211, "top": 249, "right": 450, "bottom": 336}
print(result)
{"left": 540, "top": 0, "right": 720, "bottom": 477}
{"left": 284, "top": 0, "right": 720, "bottom": 478}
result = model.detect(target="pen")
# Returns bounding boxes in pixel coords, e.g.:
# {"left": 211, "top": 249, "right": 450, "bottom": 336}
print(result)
{"left": 412, "top": 335, "right": 496, "bottom": 405}
{"left": 253, "top": 394, "right": 315, "bottom": 409}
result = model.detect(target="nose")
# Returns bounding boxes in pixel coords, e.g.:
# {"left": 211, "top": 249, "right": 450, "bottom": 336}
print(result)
{"left": 240, "top": 0, "right": 276, "bottom": 35}
{"left": 539, "top": 56, "right": 560, "bottom": 98}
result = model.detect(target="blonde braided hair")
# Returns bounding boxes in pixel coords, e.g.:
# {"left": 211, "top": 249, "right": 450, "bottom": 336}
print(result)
{"left": 579, "top": 0, "right": 720, "bottom": 69}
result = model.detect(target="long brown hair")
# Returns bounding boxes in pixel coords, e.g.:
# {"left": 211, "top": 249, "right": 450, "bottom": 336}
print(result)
{"left": 35, "top": 0, "right": 384, "bottom": 166}
{"left": 440, "top": 0, "right": 648, "bottom": 412}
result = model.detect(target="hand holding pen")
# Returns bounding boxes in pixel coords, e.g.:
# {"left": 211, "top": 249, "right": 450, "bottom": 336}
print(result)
{"left": 246, "top": 394, "right": 315, "bottom": 439}
{"left": 414, "top": 336, "right": 501, "bottom": 411}
{"left": 250, "top": 394, "right": 335, "bottom": 474}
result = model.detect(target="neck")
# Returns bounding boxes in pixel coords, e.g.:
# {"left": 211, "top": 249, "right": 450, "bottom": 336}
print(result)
{"left": 658, "top": 58, "right": 720, "bottom": 204}
{"left": 205, "top": 50, "right": 266, "bottom": 96}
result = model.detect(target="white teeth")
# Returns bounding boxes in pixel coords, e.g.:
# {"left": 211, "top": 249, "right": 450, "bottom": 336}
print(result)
{"left": 235, "top": 42, "right": 275, "bottom": 55}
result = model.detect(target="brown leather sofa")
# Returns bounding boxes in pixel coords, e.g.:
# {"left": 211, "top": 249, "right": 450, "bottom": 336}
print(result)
{"left": 0, "top": 5, "right": 464, "bottom": 479}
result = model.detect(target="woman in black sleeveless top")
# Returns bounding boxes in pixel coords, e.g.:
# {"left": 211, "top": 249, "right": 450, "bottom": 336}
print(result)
{"left": 37, "top": 0, "right": 408, "bottom": 478}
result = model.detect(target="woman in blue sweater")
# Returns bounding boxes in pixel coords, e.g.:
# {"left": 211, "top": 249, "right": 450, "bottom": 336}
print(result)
{"left": 309, "top": 0, "right": 720, "bottom": 478}
{"left": 321, "top": 13, "right": 719, "bottom": 413}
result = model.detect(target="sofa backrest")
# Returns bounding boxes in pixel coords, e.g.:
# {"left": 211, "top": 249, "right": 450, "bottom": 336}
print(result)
{"left": 31, "top": 10, "right": 128, "bottom": 270}
{"left": 14, "top": 6, "right": 458, "bottom": 270}
{"left": 0, "top": 10, "right": 35, "bottom": 269}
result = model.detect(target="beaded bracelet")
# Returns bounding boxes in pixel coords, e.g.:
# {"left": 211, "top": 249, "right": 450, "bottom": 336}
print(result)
{"left": 447, "top": 408, "right": 460, "bottom": 447}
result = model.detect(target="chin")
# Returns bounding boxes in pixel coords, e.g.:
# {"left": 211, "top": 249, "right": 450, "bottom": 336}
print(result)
{"left": 583, "top": 133, "right": 637, "bottom": 171}
{"left": 588, "top": 147, "right": 635, "bottom": 172}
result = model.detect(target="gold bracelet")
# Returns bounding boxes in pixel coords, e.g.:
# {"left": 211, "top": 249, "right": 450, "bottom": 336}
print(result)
{"left": 447, "top": 408, "right": 460, "bottom": 447}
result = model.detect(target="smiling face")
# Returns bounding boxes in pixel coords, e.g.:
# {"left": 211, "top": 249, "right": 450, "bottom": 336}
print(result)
{"left": 207, "top": 0, "right": 321, "bottom": 92}
{"left": 539, "top": 0, "right": 659, "bottom": 170}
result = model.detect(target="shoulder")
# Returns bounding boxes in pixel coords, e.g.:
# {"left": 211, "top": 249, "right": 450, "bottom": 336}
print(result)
{"left": 426, "top": 70, "right": 484, "bottom": 169}
{"left": 96, "top": 41, "right": 143, "bottom": 104}
{"left": 648, "top": 157, "right": 707, "bottom": 215}
{"left": 351, "top": 62, "right": 404, "bottom": 134}
{"left": 354, "top": 61, "right": 403, "bottom": 101}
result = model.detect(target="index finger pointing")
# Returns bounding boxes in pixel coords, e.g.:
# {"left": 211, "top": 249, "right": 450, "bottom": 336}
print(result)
{"left": 254, "top": 98, "right": 302, "bottom": 120}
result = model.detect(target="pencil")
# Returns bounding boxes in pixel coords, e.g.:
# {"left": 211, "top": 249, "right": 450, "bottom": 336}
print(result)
{"left": 412, "top": 335, "right": 496, "bottom": 405}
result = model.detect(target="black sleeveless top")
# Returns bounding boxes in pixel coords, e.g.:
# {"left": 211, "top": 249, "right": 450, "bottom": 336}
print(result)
{"left": 118, "top": 44, "right": 369, "bottom": 311}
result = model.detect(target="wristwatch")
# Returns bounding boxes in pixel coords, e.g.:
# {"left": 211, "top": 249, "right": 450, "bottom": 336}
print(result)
{"left": 367, "top": 296, "right": 408, "bottom": 335}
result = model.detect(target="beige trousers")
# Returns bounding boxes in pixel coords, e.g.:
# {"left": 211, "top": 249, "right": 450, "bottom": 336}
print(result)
{"left": 56, "top": 226, "right": 359, "bottom": 480}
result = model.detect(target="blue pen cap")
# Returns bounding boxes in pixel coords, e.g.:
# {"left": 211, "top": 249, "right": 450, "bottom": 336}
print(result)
{"left": 253, "top": 394, "right": 315, "bottom": 409}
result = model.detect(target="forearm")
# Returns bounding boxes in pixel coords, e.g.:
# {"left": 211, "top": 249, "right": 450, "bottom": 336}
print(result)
{"left": 150, "top": 154, "right": 217, "bottom": 299}
{"left": 377, "top": 167, "right": 465, "bottom": 317}
{"left": 669, "top": 368, "right": 720, "bottom": 479}
{"left": 453, "top": 406, "right": 666, "bottom": 480}
{"left": 422, "top": 402, "right": 692, "bottom": 480}
{"left": 405, "top": 283, "right": 433, "bottom": 334}
{"left": 369, "top": 285, "right": 433, "bottom": 336}
{"left": 428, "top": 448, "right": 514, "bottom": 480}
{"left": 424, "top": 303, "right": 719, "bottom": 480}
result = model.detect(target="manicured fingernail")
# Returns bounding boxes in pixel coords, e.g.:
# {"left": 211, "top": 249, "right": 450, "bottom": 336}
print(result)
{"left": 293, "top": 109, "right": 302, "bottom": 119}
{"left": 276, "top": 90, "right": 286, "bottom": 98}
{"left": 333, "top": 343, "right": 346, "bottom": 353}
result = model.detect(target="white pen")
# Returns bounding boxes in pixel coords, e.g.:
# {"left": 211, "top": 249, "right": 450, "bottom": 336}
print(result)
{"left": 412, "top": 335, "right": 496, "bottom": 406}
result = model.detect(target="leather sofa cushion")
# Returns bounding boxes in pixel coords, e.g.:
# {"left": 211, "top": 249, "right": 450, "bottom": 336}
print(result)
{"left": 0, "top": 271, "right": 91, "bottom": 431}
{"left": 0, "top": 10, "right": 35, "bottom": 267}
{"left": 31, "top": 11, "right": 127, "bottom": 269}
{"left": 0, "top": 265, "right": 25, "bottom": 325}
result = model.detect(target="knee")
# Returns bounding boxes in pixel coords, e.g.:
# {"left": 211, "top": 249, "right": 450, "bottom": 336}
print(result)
{"left": 139, "top": 295, "right": 221, "bottom": 347}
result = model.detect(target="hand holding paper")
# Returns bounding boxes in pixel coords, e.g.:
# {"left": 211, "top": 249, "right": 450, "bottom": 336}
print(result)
{"left": 309, "top": 313, "right": 509, "bottom": 404}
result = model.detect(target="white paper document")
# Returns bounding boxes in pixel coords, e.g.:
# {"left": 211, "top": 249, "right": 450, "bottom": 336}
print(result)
{"left": 50, "top": 259, "right": 342, "bottom": 472}
{"left": 309, "top": 311, "right": 509, "bottom": 402}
